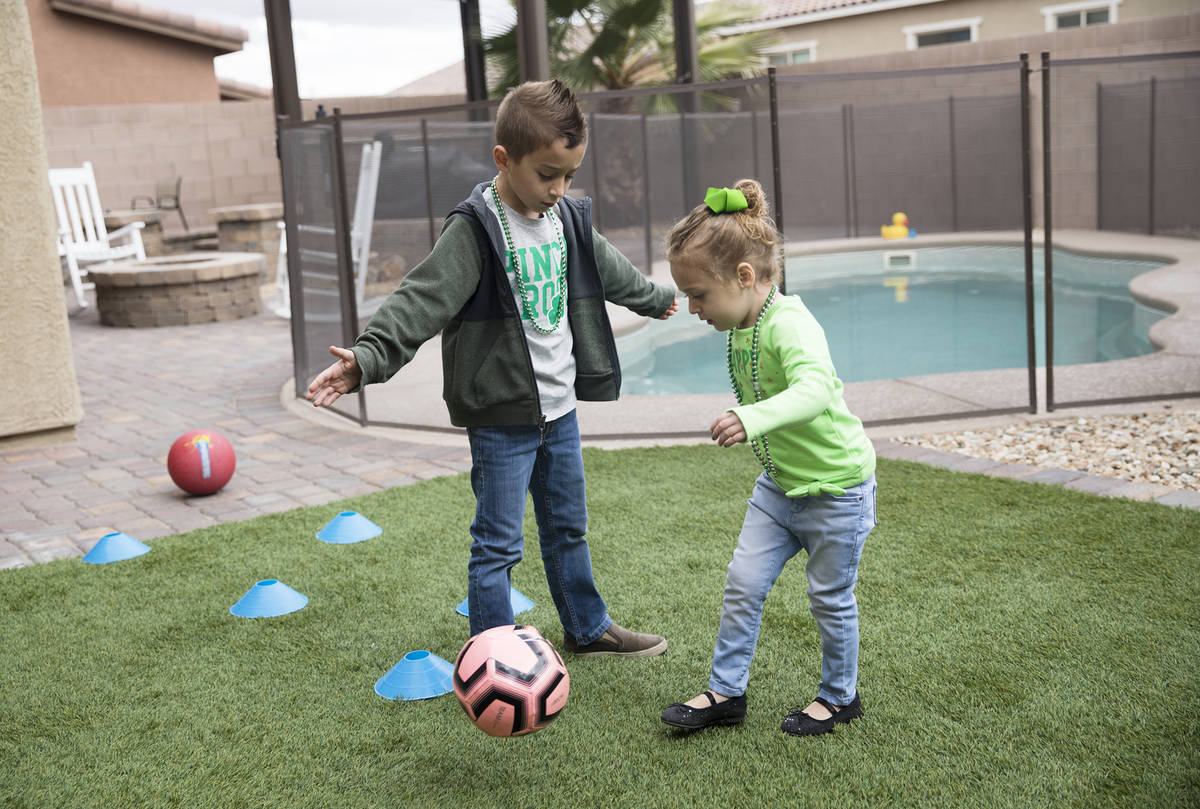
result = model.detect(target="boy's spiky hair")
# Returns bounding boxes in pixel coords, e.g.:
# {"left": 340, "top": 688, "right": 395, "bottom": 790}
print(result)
{"left": 494, "top": 79, "right": 588, "bottom": 161}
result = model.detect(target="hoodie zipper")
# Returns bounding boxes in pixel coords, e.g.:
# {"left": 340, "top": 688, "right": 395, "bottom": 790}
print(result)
{"left": 492, "top": 211, "right": 545, "bottom": 434}
{"left": 479, "top": 185, "right": 552, "bottom": 435}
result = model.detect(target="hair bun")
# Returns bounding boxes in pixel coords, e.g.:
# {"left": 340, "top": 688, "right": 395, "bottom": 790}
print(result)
{"left": 732, "top": 179, "right": 768, "bottom": 218}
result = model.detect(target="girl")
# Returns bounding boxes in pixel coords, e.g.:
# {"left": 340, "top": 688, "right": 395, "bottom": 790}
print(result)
{"left": 659, "top": 180, "right": 877, "bottom": 736}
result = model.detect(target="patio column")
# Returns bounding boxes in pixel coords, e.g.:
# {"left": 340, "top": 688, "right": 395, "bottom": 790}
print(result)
{"left": 672, "top": 0, "right": 699, "bottom": 85}
{"left": 461, "top": 0, "right": 488, "bottom": 102}
{"left": 673, "top": 0, "right": 700, "bottom": 214}
{"left": 264, "top": 0, "right": 302, "bottom": 125}
{"left": 515, "top": 0, "right": 549, "bottom": 82}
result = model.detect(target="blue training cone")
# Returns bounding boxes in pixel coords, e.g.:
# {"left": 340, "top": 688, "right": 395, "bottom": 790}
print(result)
{"left": 316, "top": 511, "right": 382, "bottom": 544}
{"left": 374, "top": 650, "right": 454, "bottom": 701}
{"left": 230, "top": 579, "right": 308, "bottom": 618}
{"left": 82, "top": 531, "right": 150, "bottom": 564}
{"left": 455, "top": 587, "right": 534, "bottom": 618}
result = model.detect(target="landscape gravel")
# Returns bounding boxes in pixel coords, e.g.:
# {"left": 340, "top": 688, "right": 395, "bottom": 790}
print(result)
{"left": 896, "top": 408, "right": 1199, "bottom": 492}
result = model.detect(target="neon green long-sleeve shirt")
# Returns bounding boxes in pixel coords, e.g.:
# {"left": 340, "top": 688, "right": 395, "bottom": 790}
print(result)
{"left": 728, "top": 295, "right": 875, "bottom": 497}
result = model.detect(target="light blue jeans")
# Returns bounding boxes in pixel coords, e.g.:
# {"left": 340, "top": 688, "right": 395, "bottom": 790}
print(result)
{"left": 709, "top": 472, "right": 877, "bottom": 706}
{"left": 465, "top": 410, "right": 612, "bottom": 643}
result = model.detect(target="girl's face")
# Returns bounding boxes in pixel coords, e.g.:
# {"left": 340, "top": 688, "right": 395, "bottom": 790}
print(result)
{"left": 670, "top": 259, "right": 758, "bottom": 331}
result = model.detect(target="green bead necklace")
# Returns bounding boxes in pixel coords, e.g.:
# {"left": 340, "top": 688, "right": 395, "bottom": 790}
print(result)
{"left": 489, "top": 180, "right": 567, "bottom": 335}
{"left": 726, "top": 284, "right": 778, "bottom": 478}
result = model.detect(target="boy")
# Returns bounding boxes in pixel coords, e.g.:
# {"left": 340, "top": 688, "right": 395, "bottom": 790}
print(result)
{"left": 307, "top": 80, "right": 678, "bottom": 656}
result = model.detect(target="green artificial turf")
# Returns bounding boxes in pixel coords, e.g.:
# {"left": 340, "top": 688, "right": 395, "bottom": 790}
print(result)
{"left": 2, "top": 447, "right": 1198, "bottom": 809}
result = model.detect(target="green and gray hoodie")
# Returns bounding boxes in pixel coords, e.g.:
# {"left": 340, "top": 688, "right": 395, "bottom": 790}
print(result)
{"left": 351, "top": 182, "right": 675, "bottom": 428}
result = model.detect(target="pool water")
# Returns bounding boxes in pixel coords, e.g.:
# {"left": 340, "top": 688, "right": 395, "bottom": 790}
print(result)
{"left": 619, "top": 245, "right": 1168, "bottom": 395}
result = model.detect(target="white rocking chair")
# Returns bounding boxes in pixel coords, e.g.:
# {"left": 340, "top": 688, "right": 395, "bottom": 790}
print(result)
{"left": 49, "top": 161, "right": 146, "bottom": 308}
{"left": 271, "top": 140, "right": 382, "bottom": 319}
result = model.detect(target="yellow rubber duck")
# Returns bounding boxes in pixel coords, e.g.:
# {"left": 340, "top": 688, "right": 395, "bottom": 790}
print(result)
{"left": 881, "top": 212, "right": 910, "bottom": 239}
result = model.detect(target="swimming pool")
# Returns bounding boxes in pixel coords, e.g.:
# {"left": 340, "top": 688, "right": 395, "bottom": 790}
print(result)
{"left": 618, "top": 245, "right": 1168, "bottom": 395}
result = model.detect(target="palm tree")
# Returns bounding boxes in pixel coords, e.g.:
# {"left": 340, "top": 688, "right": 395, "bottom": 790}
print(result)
{"left": 485, "top": 1, "right": 773, "bottom": 230}
{"left": 484, "top": 0, "right": 772, "bottom": 101}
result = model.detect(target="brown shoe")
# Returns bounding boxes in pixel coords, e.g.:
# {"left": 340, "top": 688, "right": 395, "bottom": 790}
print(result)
{"left": 563, "top": 622, "right": 667, "bottom": 657}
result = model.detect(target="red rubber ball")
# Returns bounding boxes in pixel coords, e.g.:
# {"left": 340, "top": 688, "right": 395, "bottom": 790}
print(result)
{"left": 167, "top": 429, "right": 236, "bottom": 495}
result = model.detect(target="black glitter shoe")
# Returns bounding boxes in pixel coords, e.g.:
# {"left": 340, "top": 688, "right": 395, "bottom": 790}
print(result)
{"left": 780, "top": 693, "right": 862, "bottom": 737}
{"left": 661, "top": 690, "right": 746, "bottom": 729}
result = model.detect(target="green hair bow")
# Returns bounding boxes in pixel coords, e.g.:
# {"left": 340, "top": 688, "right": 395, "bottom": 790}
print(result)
{"left": 704, "top": 186, "right": 748, "bottom": 214}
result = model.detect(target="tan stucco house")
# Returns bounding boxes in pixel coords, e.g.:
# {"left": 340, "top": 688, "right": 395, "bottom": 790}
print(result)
{"left": 25, "top": 0, "right": 247, "bottom": 107}
{"left": 726, "top": 0, "right": 1197, "bottom": 66}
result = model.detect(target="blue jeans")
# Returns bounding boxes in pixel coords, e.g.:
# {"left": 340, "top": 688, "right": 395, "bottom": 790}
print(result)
{"left": 465, "top": 410, "right": 611, "bottom": 643}
{"left": 710, "top": 472, "right": 877, "bottom": 706}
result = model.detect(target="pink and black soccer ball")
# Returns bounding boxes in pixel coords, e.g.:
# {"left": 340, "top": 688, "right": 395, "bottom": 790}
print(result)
{"left": 453, "top": 624, "right": 570, "bottom": 737}
{"left": 166, "top": 429, "right": 236, "bottom": 495}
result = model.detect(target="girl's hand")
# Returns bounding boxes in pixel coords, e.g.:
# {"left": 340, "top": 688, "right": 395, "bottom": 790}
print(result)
{"left": 658, "top": 300, "right": 679, "bottom": 320}
{"left": 710, "top": 412, "right": 747, "bottom": 447}
{"left": 306, "top": 346, "right": 362, "bottom": 408}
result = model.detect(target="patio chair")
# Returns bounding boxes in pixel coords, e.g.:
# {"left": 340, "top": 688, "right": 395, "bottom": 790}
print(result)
{"left": 131, "top": 175, "right": 188, "bottom": 231}
{"left": 270, "top": 140, "right": 382, "bottom": 318}
{"left": 49, "top": 161, "right": 146, "bottom": 308}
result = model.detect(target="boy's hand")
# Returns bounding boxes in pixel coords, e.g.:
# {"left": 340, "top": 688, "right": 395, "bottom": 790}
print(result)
{"left": 710, "top": 412, "right": 747, "bottom": 447}
{"left": 307, "top": 346, "right": 362, "bottom": 408}
{"left": 658, "top": 300, "right": 679, "bottom": 320}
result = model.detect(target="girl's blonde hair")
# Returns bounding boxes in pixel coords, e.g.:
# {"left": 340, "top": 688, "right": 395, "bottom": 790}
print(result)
{"left": 665, "top": 179, "right": 781, "bottom": 284}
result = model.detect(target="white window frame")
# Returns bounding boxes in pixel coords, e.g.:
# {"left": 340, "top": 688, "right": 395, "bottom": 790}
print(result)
{"left": 901, "top": 17, "right": 982, "bottom": 50}
{"left": 1041, "top": 1, "right": 1121, "bottom": 32}
{"left": 761, "top": 39, "right": 818, "bottom": 66}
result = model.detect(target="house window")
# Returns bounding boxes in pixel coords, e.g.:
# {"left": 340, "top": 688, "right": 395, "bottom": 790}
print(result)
{"left": 917, "top": 28, "right": 972, "bottom": 47}
{"left": 763, "top": 40, "right": 817, "bottom": 66}
{"left": 901, "top": 17, "right": 982, "bottom": 50}
{"left": 1041, "top": 2, "right": 1120, "bottom": 32}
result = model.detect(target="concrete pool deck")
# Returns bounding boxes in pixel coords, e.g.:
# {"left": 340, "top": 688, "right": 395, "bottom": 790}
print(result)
{"left": 3, "top": 230, "right": 1196, "bottom": 570}
{"left": 288, "top": 229, "right": 1200, "bottom": 448}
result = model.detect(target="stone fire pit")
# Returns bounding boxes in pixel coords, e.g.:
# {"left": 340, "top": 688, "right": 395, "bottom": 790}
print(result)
{"left": 210, "top": 203, "right": 283, "bottom": 282}
{"left": 89, "top": 252, "right": 262, "bottom": 327}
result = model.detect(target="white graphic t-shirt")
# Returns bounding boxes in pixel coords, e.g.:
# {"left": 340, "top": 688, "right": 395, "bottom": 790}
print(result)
{"left": 485, "top": 193, "right": 577, "bottom": 421}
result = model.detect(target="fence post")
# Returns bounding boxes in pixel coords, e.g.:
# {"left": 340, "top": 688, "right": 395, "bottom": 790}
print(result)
{"left": 331, "top": 108, "right": 367, "bottom": 425}
{"left": 1019, "top": 54, "right": 1038, "bottom": 414}
{"left": 1096, "top": 81, "right": 1103, "bottom": 230}
{"left": 751, "top": 106, "right": 760, "bottom": 183}
{"left": 842, "top": 104, "right": 857, "bottom": 238}
{"left": 589, "top": 112, "right": 602, "bottom": 232}
{"left": 420, "top": 118, "right": 436, "bottom": 251}
{"left": 678, "top": 104, "right": 694, "bottom": 218}
{"left": 1042, "top": 52, "right": 1055, "bottom": 412}
{"left": 640, "top": 113, "right": 653, "bottom": 273}
{"left": 1148, "top": 75, "right": 1157, "bottom": 235}
{"left": 948, "top": 94, "right": 958, "bottom": 232}
{"left": 279, "top": 121, "right": 308, "bottom": 397}
{"left": 767, "top": 68, "right": 785, "bottom": 294}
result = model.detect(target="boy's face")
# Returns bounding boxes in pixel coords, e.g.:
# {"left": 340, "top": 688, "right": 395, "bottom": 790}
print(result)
{"left": 493, "top": 137, "right": 587, "bottom": 218}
